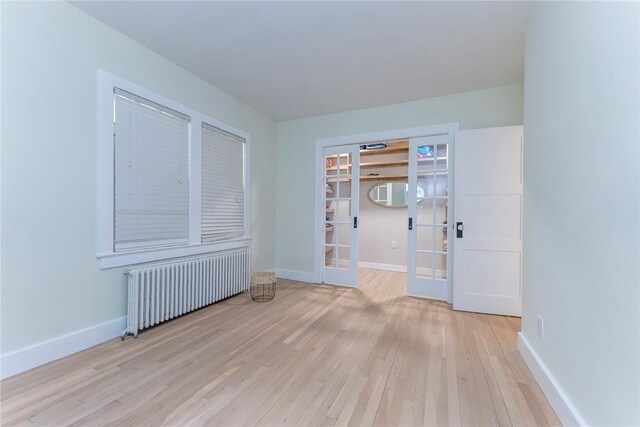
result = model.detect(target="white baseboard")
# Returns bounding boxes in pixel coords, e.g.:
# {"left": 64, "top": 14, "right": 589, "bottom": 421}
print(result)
{"left": 358, "top": 261, "right": 407, "bottom": 272}
{"left": 0, "top": 316, "right": 126, "bottom": 380}
{"left": 275, "top": 268, "right": 318, "bottom": 284}
{"left": 518, "top": 332, "right": 586, "bottom": 427}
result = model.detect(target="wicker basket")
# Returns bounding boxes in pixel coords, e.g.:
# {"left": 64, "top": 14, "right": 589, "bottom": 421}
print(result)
{"left": 250, "top": 272, "right": 277, "bottom": 302}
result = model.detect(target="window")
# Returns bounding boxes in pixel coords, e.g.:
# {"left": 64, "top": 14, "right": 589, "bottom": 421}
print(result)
{"left": 113, "top": 89, "right": 191, "bottom": 251}
{"left": 201, "top": 123, "right": 246, "bottom": 243}
{"left": 98, "top": 71, "right": 250, "bottom": 268}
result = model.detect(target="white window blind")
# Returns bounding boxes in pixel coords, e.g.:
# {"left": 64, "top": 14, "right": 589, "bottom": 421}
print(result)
{"left": 201, "top": 123, "right": 245, "bottom": 243}
{"left": 113, "top": 89, "right": 190, "bottom": 252}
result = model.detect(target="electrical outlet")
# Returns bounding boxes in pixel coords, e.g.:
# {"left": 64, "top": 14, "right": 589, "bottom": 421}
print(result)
{"left": 537, "top": 315, "right": 544, "bottom": 339}
{"left": 391, "top": 240, "right": 397, "bottom": 249}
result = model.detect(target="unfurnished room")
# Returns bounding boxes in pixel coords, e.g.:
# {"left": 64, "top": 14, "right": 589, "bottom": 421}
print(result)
{"left": 0, "top": 1, "right": 639, "bottom": 426}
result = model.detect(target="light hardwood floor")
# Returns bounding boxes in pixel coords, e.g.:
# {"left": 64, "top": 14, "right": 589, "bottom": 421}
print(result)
{"left": 0, "top": 269, "right": 560, "bottom": 426}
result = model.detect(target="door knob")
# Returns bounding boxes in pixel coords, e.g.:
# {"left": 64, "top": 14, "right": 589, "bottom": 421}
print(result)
{"left": 456, "top": 222, "right": 463, "bottom": 238}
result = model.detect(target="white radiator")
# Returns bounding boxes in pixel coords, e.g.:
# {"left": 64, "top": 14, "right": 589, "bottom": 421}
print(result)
{"left": 122, "top": 248, "right": 250, "bottom": 339}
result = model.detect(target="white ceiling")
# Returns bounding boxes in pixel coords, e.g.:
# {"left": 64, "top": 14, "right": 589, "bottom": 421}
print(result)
{"left": 72, "top": 1, "right": 532, "bottom": 121}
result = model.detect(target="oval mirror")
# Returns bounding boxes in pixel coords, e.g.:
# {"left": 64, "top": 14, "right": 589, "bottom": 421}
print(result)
{"left": 368, "top": 182, "right": 425, "bottom": 208}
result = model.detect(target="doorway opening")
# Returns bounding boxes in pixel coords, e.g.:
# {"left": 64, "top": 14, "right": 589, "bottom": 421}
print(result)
{"left": 317, "top": 124, "right": 524, "bottom": 316}
{"left": 316, "top": 123, "right": 457, "bottom": 302}
{"left": 357, "top": 139, "right": 412, "bottom": 297}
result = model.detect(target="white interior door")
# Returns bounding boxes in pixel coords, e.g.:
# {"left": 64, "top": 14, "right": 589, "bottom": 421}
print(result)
{"left": 322, "top": 145, "right": 360, "bottom": 286}
{"left": 453, "top": 126, "right": 523, "bottom": 316}
{"left": 407, "top": 134, "right": 452, "bottom": 299}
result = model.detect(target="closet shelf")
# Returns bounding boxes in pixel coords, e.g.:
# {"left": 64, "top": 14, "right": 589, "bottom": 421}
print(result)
{"left": 326, "top": 208, "right": 335, "bottom": 213}
{"left": 327, "top": 171, "right": 447, "bottom": 183}
{"left": 325, "top": 165, "right": 350, "bottom": 171}
{"left": 325, "top": 224, "right": 335, "bottom": 232}
{"left": 325, "top": 246, "right": 334, "bottom": 253}
{"left": 327, "top": 160, "right": 408, "bottom": 171}
{"left": 360, "top": 140, "right": 409, "bottom": 156}
{"left": 418, "top": 156, "right": 448, "bottom": 162}
{"left": 416, "top": 171, "right": 449, "bottom": 176}
{"left": 360, "top": 174, "right": 407, "bottom": 181}
{"left": 359, "top": 172, "right": 449, "bottom": 181}
{"left": 327, "top": 159, "right": 446, "bottom": 172}
{"left": 362, "top": 160, "right": 408, "bottom": 168}
{"left": 361, "top": 147, "right": 408, "bottom": 156}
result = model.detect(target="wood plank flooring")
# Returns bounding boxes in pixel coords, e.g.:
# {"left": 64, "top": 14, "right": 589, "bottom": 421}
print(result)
{"left": 0, "top": 269, "right": 560, "bottom": 426}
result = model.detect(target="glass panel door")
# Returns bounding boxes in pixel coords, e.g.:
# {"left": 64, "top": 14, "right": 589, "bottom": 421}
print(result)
{"left": 322, "top": 145, "right": 360, "bottom": 286}
{"left": 407, "top": 135, "right": 451, "bottom": 298}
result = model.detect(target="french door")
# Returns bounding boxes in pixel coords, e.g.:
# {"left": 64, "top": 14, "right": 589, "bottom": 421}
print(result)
{"left": 322, "top": 145, "right": 360, "bottom": 286}
{"left": 407, "top": 134, "right": 452, "bottom": 299}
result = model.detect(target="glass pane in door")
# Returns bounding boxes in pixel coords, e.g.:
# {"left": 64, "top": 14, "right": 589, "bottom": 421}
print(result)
{"left": 337, "top": 245, "right": 351, "bottom": 269}
{"left": 436, "top": 175, "right": 448, "bottom": 197}
{"left": 416, "top": 251, "right": 434, "bottom": 279}
{"left": 324, "top": 245, "right": 336, "bottom": 267}
{"left": 416, "top": 226, "right": 435, "bottom": 251}
{"left": 336, "top": 223, "right": 351, "bottom": 246}
{"left": 436, "top": 144, "right": 448, "bottom": 170}
{"left": 434, "top": 198, "right": 448, "bottom": 226}
{"left": 435, "top": 254, "right": 447, "bottom": 279}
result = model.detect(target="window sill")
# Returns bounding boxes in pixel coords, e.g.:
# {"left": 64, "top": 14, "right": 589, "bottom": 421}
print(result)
{"left": 97, "top": 238, "right": 251, "bottom": 269}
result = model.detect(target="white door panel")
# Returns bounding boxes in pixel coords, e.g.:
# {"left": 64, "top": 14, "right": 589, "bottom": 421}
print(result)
{"left": 463, "top": 194, "right": 522, "bottom": 240}
{"left": 459, "top": 138, "right": 522, "bottom": 182}
{"left": 322, "top": 145, "right": 359, "bottom": 286}
{"left": 453, "top": 126, "right": 523, "bottom": 316}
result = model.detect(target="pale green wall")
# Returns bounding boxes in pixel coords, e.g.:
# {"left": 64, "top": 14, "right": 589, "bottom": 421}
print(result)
{"left": 522, "top": 2, "right": 640, "bottom": 425}
{"left": 275, "top": 84, "right": 524, "bottom": 274}
{"left": 0, "top": 2, "right": 276, "bottom": 354}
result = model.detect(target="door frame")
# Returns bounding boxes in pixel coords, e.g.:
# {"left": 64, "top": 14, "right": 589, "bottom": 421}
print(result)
{"left": 314, "top": 123, "right": 459, "bottom": 298}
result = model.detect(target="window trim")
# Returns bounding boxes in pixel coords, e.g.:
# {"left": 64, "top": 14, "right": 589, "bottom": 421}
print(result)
{"left": 97, "top": 70, "right": 250, "bottom": 269}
